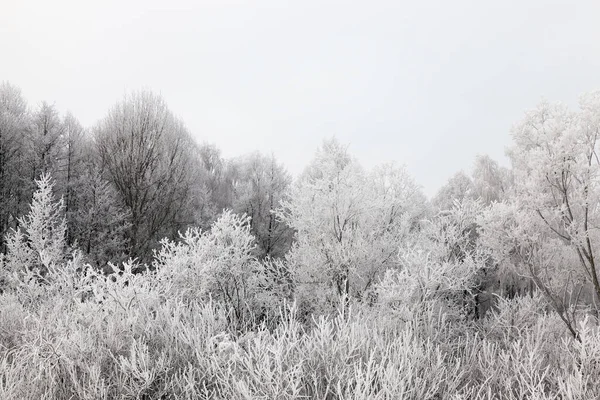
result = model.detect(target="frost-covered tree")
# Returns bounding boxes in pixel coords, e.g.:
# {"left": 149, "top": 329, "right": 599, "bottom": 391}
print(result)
{"left": 434, "top": 155, "right": 511, "bottom": 211}
{"left": 278, "top": 138, "right": 427, "bottom": 314}
{"left": 29, "top": 102, "right": 64, "bottom": 179}
{"left": 70, "top": 165, "right": 130, "bottom": 270}
{"left": 432, "top": 171, "right": 475, "bottom": 211}
{"left": 94, "top": 91, "right": 198, "bottom": 260}
{"left": 230, "top": 152, "right": 293, "bottom": 258}
{"left": 198, "top": 143, "right": 229, "bottom": 220}
{"left": 472, "top": 154, "right": 512, "bottom": 205}
{"left": 59, "top": 113, "right": 86, "bottom": 220}
{"left": 0, "top": 82, "right": 31, "bottom": 251}
{"left": 478, "top": 199, "right": 584, "bottom": 338}
{"left": 4, "top": 174, "right": 67, "bottom": 277}
{"left": 478, "top": 93, "right": 600, "bottom": 339}
{"left": 378, "top": 198, "right": 488, "bottom": 323}
{"left": 510, "top": 95, "right": 600, "bottom": 299}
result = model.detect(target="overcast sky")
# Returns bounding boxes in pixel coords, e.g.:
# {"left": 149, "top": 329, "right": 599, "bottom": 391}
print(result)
{"left": 2, "top": 0, "right": 600, "bottom": 197}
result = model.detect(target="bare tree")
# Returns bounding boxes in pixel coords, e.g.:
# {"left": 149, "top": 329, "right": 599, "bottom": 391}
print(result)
{"left": 60, "top": 113, "right": 85, "bottom": 214}
{"left": 29, "top": 102, "right": 64, "bottom": 178}
{"left": 94, "top": 91, "right": 197, "bottom": 261}
{"left": 0, "top": 82, "right": 30, "bottom": 251}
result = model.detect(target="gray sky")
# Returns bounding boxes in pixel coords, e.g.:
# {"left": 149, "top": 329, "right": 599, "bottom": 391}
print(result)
{"left": 2, "top": 0, "right": 600, "bottom": 197}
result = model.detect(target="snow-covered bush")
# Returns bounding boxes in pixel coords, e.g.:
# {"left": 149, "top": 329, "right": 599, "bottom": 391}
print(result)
{"left": 153, "top": 210, "right": 282, "bottom": 329}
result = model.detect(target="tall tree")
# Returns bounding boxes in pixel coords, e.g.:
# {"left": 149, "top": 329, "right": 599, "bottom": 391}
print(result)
{"left": 278, "top": 138, "right": 426, "bottom": 314}
{"left": 29, "top": 102, "right": 64, "bottom": 179}
{"left": 230, "top": 152, "right": 293, "bottom": 258}
{"left": 432, "top": 171, "right": 475, "bottom": 211}
{"left": 0, "top": 82, "right": 31, "bottom": 251}
{"left": 59, "top": 113, "right": 85, "bottom": 214}
{"left": 70, "top": 162, "right": 131, "bottom": 270}
{"left": 472, "top": 154, "right": 512, "bottom": 205}
{"left": 480, "top": 93, "right": 600, "bottom": 339}
{"left": 197, "top": 143, "right": 230, "bottom": 225}
{"left": 94, "top": 91, "right": 197, "bottom": 261}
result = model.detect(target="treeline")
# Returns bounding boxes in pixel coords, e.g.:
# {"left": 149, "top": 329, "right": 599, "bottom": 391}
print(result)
{"left": 0, "top": 82, "right": 293, "bottom": 268}
{"left": 3, "top": 82, "right": 600, "bottom": 398}
{"left": 3, "top": 80, "right": 600, "bottom": 332}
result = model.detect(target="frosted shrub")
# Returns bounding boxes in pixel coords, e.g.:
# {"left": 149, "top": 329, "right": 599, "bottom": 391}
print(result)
{"left": 0, "top": 293, "right": 27, "bottom": 351}
{"left": 377, "top": 247, "right": 484, "bottom": 337}
{"left": 154, "top": 211, "right": 276, "bottom": 329}
{"left": 5, "top": 278, "right": 600, "bottom": 399}
{"left": 478, "top": 292, "right": 567, "bottom": 344}
{"left": 558, "top": 317, "right": 600, "bottom": 398}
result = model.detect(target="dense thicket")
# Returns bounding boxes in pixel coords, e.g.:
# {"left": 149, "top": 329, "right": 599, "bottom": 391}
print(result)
{"left": 2, "top": 82, "right": 600, "bottom": 399}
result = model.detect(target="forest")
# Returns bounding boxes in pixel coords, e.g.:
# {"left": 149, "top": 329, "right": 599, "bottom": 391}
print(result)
{"left": 1, "top": 81, "right": 600, "bottom": 399}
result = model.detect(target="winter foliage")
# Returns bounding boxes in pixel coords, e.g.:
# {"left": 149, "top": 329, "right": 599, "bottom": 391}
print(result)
{"left": 3, "top": 83, "right": 600, "bottom": 398}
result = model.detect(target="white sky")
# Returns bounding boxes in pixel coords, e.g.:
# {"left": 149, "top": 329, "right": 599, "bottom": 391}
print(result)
{"left": 2, "top": 0, "right": 600, "bottom": 197}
